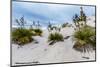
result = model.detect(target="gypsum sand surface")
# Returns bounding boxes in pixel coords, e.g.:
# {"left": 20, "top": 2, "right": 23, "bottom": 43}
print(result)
{"left": 12, "top": 16, "right": 96, "bottom": 66}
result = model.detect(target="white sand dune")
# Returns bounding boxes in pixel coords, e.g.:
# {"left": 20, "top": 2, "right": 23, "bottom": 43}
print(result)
{"left": 12, "top": 16, "right": 96, "bottom": 66}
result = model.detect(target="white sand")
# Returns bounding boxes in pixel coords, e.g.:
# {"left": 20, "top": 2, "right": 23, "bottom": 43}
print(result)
{"left": 12, "top": 16, "right": 96, "bottom": 66}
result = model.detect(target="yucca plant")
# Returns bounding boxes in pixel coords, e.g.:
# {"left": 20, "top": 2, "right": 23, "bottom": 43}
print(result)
{"left": 12, "top": 28, "right": 34, "bottom": 45}
{"left": 15, "top": 16, "right": 26, "bottom": 28}
{"left": 73, "top": 25, "right": 96, "bottom": 57}
{"left": 48, "top": 32, "right": 64, "bottom": 45}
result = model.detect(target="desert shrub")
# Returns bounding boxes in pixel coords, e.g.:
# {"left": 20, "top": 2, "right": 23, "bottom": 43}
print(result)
{"left": 15, "top": 16, "right": 26, "bottom": 28}
{"left": 29, "top": 28, "right": 37, "bottom": 36}
{"left": 73, "top": 41, "right": 87, "bottom": 52}
{"left": 12, "top": 28, "right": 34, "bottom": 45}
{"left": 33, "top": 28, "right": 43, "bottom": 36}
{"left": 73, "top": 25, "right": 96, "bottom": 51}
{"left": 29, "top": 28, "right": 43, "bottom": 36}
{"left": 48, "top": 32, "right": 64, "bottom": 42}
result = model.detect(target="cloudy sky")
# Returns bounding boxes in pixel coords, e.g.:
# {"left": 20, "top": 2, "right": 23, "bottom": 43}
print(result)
{"left": 12, "top": 1, "right": 95, "bottom": 28}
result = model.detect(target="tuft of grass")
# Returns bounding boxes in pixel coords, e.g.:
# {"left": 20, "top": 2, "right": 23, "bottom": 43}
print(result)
{"left": 33, "top": 28, "right": 43, "bottom": 36}
{"left": 29, "top": 28, "right": 37, "bottom": 36}
{"left": 29, "top": 28, "right": 43, "bottom": 36}
{"left": 48, "top": 32, "right": 64, "bottom": 42}
{"left": 12, "top": 28, "right": 34, "bottom": 45}
{"left": 73, "top": 25, "right": 96, "bottom": 51}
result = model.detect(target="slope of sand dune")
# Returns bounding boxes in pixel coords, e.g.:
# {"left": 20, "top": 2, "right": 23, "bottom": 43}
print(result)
{"left": 12, "top": 16, "right": 96, "bottom": 66}
{"left": 12, "top": 28, "right": 95, "bottom": 66}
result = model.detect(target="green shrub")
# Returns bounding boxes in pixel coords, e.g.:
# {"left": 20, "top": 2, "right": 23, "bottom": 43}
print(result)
{"left": 73, "top": 41, "right": 87, "bottom": 52}
{"left": 48, "top": 32, "right": 64, "bottom": 42}
{"left": 32, "top": 28, "right": 43, "bottom": 36}
{"left": 12, "top": 28, "right": 34, "bottom": 45}
{"left": 29, "top": 28, "right": 37, "bottom": 36}
{"left": 29, "top": 28, "right": 43, "bottom": 36}
{"left": 73, "top": 25, "right": 96, "bottom": 51}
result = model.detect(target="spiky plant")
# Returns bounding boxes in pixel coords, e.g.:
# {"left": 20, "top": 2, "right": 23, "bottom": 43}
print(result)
{"left": 48, "top": 32, "right": 64, "bottom": 43}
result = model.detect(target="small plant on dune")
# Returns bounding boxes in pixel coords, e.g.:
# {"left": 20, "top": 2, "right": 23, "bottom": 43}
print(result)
{"left": 29, "top": 20, "right": 43, "bottom": 36}
{"left": 73, "top": 25, "right": 96, "bottom": 53}
{"left": 33, "top": 28, "right": 43, "bottom": 36}
{"left": 29, "top": 25, "right": 37, "bottom": 36}
{"left": 48, "top": 32, "right": 64, "bottom": 45}
{"left": 72, "top": 7, "right": 87, "bottom": 30}
{"left": 72, "top": 7, "right": 96, "bottom": 59}
{"left": 12, "top": 28, "right": 34, "bottom": 45}
{"left": 29, "top": 28, "right": 43, "bottom": 36}
{"left": 12, "top": 16, "right": 34, "bottom": 45}
{"left": 28, "top": 28, "right": 36, "bottom": 36}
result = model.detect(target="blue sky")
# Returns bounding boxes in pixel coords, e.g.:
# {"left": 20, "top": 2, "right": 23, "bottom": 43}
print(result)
{"left": 12, "top": 1, "right": 95, "bottom": 28}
